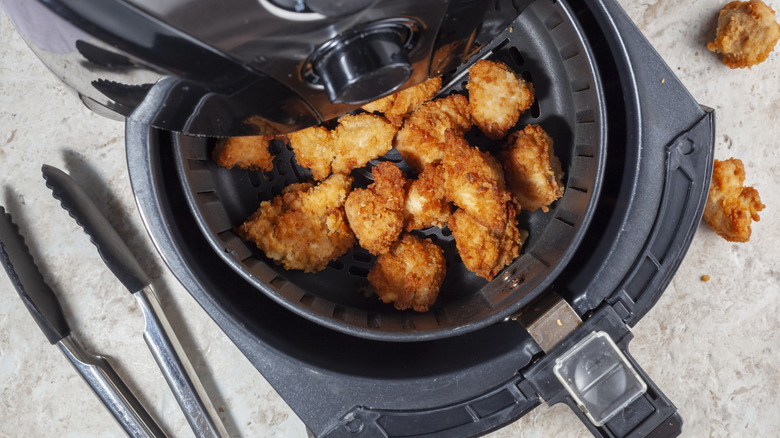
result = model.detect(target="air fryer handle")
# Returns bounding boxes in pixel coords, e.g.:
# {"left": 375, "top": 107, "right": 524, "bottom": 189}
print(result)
{"left": 563, "top": 346, "right": 682, "bottom": 438}
{"left": 40, "top": 0, "right": 256, "bottom": 88}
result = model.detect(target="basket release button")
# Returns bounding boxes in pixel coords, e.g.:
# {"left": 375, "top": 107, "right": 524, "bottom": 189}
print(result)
{"left": 553, "top": 331, "right": 647, "bottom": 426}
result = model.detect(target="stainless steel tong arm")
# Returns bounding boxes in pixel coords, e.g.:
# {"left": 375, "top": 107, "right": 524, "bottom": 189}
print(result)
{"left": 135, "top": 285, "right": 228, "bottom": 438}
{"left": 58, "top": 336, "right": 167, "bottom": 438}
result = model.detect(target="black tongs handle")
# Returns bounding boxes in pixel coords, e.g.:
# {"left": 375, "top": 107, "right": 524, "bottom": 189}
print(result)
{"left": 0, "top": 206, "right": 70, "bottom": 344}
{"left": 42, "top": 164, "right": 150, "bottom": 293}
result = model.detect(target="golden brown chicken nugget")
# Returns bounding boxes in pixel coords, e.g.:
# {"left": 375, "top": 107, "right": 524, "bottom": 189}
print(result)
{"left": 238, "top": 174, "right": 355, "bottom": 272}
{"left": 287, "top": 125, "right": 333, "bottom": 180}
{"left": 448, "top": 205, "right": 527, "bottom": 281}
{"left": 345, "top": 162, "right": 407, "bottom": 255}
{"left": 403, "top": 164, "right": 452, "bottom": 231}
{"left": 440, "top": 135, "right": 511, "bottom": 232}
{"left": 467, "top": 59, "right": 535, "bottom": 140}
{"left": 704, "top": 158, "right": 765, "bottom": 242}
{"left": 394, "top": 94, "right": 472, "bottom": 171}
{"left": 502, "top": 124, "right": 565, "bottom": 212}
{"left": 363, "top": 77, "right": 443, "bottom": 126}
{"left": 288, "top": 114, "right": 396, "bottom": 181}
{"left": 707, "top": 0, "right": 780, "bottom": 69}
{"left": 212, "top": 135, "right": 276, "bottom": 171}
{"left": 331, "top": 114, "right": 397, "bottom": 175}
{"left": 367, "top": 233, "right": 446, "bottom": 312}
{"left": 360, "top": 94, "right": 394, "bottom": 115}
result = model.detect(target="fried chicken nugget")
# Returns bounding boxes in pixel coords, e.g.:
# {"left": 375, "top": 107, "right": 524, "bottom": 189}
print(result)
{"left": 288, "top": 114, "right": 397, "bottom": 180}
{"left": 467, "top": 59, "right": 535, "bottom": 140}
{"left": 707, "top": 0, "right": 780, "bottom": 69}
{"left": 394, "top": 94, "right": 472, "bottom": 171}
{"left": 345, "top": 162, "right": 407, "bottom": 255}
{"left": 331, "top": 114, "right": 398, "bottom": 174}
{"left": 440, "top": 135, "right": 511, "bottom": 232}
{"left": 367, "top": 233, "right": 446, "bottom": 312}
{"left": 403, "top": 164, "right": 452, "bottom": 231}
{"left": 287, "top": 125, "right": 332, "bottom": 180}
{"left": 361, "top": 76, "right": 443, "bottom": 126}
{"left": 238, "top": 174, "right": 355, "bottom": 272}
{"left": 502, "top": 124, "right": 565, "bottom": 212}
{"left": 212, "top": 135, "right": 276, "bottom": 171}
{"left": 704, "top": 158, "right": 765, "bottom": 242}
{"left": 448, "top": 205, "right": 528, "bottom": 281}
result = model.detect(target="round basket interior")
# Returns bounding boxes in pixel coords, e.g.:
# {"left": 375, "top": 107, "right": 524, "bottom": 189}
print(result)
{"left": 173, "top": 0, "right": 606, "bottom": 341}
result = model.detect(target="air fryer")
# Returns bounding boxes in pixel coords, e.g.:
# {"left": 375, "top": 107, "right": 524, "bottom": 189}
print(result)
{"left": 122, "top": 0, "right": 715, "bottom": 437}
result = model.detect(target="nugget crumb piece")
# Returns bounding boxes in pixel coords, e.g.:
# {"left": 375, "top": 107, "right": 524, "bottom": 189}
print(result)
{"left": 345, "top": 162, "right": 407, "bottom": 255}
{"left": 704, "top": 158, "right": 765, "bottom": 242}
{"left": 367, "top": 233, "right": 446, "bottom": 312}
{"left": 448, "top": 205, "right": 527, "bottom": 281}
{"left": 288, "top": 114, "right": 396, "bottom": 180}
{"left": 403, "top": 164, "right": 452, "bottom": 231}
{"left": 213, "top": 135, "right": 275, "bottom": 171}
{"left": 362, "top": 77, "right": 443, "bottom": 126}
{"left": 467, "top": 59, "right": 535, "bottom": 140}
{"left": 702, "top": 275, "right": 711, "bottom": 282}
{"left": 394, "top": 94, "right": 472, "bottom": 171}
{"left": 502, "top": 124, "right": 565, "bottom": 212}
{"left": 707, "top": 0, "right": 780, "bottom": 68}
{"left": 238, "top": 174, "right": 355, "bottom": 272}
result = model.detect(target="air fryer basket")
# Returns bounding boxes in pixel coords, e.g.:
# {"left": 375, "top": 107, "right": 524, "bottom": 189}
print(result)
{"left": 173, "top": 0, "right": 606, "bottom": 341}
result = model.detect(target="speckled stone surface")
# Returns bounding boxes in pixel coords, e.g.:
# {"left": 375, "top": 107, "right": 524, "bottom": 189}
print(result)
{"left": 1, "top": 1, "right": 778, "bottom": 436}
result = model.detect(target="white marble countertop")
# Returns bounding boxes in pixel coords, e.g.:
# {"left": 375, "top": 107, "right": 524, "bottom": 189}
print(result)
{"left": 1, "top": 1, "right": 779, "bottom": 436}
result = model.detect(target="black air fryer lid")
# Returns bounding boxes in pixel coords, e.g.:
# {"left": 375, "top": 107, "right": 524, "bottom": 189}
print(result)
{"left": 127, "top": 0, "right": 715, "bottom": 436}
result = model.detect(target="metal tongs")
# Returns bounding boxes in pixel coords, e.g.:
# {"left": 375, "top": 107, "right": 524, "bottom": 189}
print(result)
{"left": 0, "top": 165, "right": 228, "bottom": 438}
{"left": 0, "top": 206, "right": 166, "bottom": 438}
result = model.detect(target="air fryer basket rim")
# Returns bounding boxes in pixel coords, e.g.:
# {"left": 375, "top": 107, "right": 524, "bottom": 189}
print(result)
{"left": 171, "top": 0, "right": 607, "bottom": 342}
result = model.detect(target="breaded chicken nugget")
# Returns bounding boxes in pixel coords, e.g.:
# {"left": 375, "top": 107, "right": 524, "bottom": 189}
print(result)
{"left": 403, "top": 164, "right": 451, "bottom": 231}
{"left": 287, "top": 125, "right": 332, "bottom": 180}
{"left": 704, "top": 158, "right": 765, "bottom": 242}
{"left": 367, "top": 233, "right": 446, "bottom": 312}
{"left": 394, "top": 94, "right": 472, "bottom": 171}
{"left": 467, "top": 59, "right": 535, "bottom": 140}
{"left": 502, "top": 124, "right": 565, "bottom": 212}
{"left": 707, "top": 0, "right": 780, "bottom": 69}
{"left": 345, "top": 162, "right": 407, "bottom": 255}
{"left": 448, "top": 205, "right": 528, "bottom": 281}
{"left": 288, "top": 114, "right": 396, "bottom": 180}
{"left": 212, "top": 135, "right": 276, "bottom": 171}
{"left": 362, "top": 76, "right": 443, "bottom": 126}
{"left": 331, "top": 114, "right": 397, "bottom": 175}
{"left": 238, "top": 174, "right": 355, "bottom": 272}
{"left": 440, "top": 135, "right": 511, "bottom": 232}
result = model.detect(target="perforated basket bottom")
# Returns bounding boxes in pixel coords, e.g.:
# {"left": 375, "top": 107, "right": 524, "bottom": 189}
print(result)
{"left": 174, "top": 0, "right": 606, "bottom": 341}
